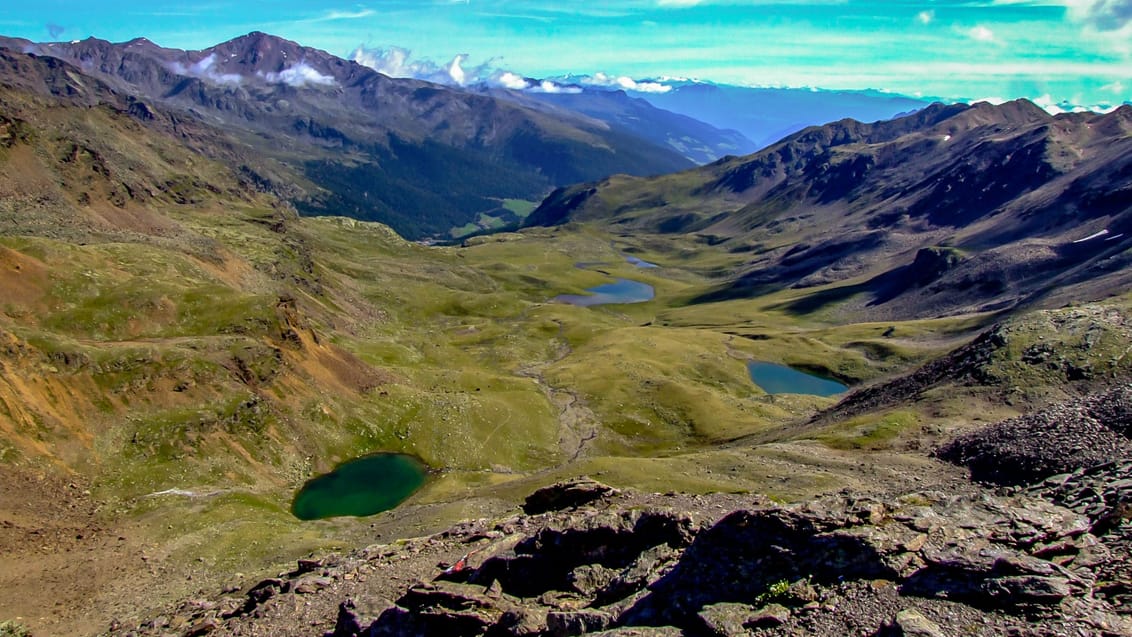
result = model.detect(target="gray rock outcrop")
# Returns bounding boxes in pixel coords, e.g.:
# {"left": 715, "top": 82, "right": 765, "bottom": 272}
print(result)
{"left": 116, "top": 474, "right": 1132, "bottom": 637}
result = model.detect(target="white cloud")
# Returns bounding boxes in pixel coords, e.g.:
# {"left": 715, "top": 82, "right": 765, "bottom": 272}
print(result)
{"left": 529, "top": 80, "right": 583, "bottom": 94}
{"left": 1101, "top": 79, "right": 1125, "bottom": 93}
{"left": 262, "top": 62, "right": 337, "bottom": 87}
{"left": 349, "top": 43, "right": 670, "bottom": 96}
{"left": 967, "top": 25, "right": 997, "bottom": 41}
{"left": 917, "top": 10, "right": 935, "bottom": 25}
{"left": 350, "top": 45, "right": 494, "bottom": 87}
{"left": 320, "top": 9, "right": 376, "bottom": 21}
{"left": 352, "top": 45, "right": 449, "bottom": 82}
{"left": 1031, "top": 93, "right": 1128, "bottom": 113}
{"left": 169, "top": 54, "right": 242, "bottom": 86}
{"left": 493, "top": 71, "right": 532, "bottom": 90}
{"left": 447, "top": 54, "right": 468, "bottom": 86}
{"left": 481, "top": 72, "right": 584, "bottom": 93}
{"left": 580, "top": 72, "right": 673, "bottom": 93}
{"left": 1032, "top": 93, "right": 1069, "bottom": 113}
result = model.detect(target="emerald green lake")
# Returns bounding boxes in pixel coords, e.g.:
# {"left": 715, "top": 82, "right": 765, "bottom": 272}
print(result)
{"left": 747, "top": 361, "right": 848, "bottom": 397}
{"left": 291, "top": 453, "right": 428, "bottom": 520}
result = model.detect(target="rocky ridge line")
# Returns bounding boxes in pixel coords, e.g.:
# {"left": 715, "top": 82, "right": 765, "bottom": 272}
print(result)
{"left": 114, "top": 475, "right": 1132, "bottom": 637}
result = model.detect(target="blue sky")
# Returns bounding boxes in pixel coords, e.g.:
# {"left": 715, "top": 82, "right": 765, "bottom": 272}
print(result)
{"left": 2, "top": 1, "right": 1130, "bottom": 108}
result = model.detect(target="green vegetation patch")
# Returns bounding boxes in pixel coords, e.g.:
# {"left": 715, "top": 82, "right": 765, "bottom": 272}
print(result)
{"left": 94, "top": 391, "right": 286, "bottom": 499}
{"left": 0, "top": 620, "right": 30, "bottom": 637}
{"left": 811, "top": 411, "right": 921, "bottom": 450}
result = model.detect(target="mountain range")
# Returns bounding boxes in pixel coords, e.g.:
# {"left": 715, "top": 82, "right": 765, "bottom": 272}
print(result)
{"left": 621, "top": 81, "right": 931, "bottom": 149}
{"left": 0, "top": 32, "right": 961, "bottom": 241}
{"left": 485, "top": 85, "right": 760, "bottom": 164}
{"left": 344, "top": 49, "right": 943, "bottom": 150}
{"left": 0, "top": 32, "right": 731, "bottom": 239}
{"left": 528, "top": 99, "right": 1132, "bottom": 320}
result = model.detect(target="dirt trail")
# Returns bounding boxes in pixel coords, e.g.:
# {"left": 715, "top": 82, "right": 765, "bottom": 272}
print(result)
{"left": 516, "top": 327, "right": 600, "bottom": 462}
{"left": 546, "top": 387, "right": 600, "bottom": 461}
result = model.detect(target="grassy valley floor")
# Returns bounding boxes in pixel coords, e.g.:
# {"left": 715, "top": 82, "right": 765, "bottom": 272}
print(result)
{"left": 1, "top": 209, "right": 1128, "bottom": 635}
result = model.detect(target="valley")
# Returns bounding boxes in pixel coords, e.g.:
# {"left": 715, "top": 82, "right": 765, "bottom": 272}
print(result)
{"left": 0, "top": 32, "right": 1129, "bottom": 637}
{"left": 0, "top": 205, "right": 974, "bottom": 634}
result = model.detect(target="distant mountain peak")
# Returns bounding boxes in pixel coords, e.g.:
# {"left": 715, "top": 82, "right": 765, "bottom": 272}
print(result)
{"left": 203, "top": 31, "right": 325, "bottom": 74}
{"left": 214, "top": 30, "right": 300, "bottom": 52}
{"left": 964, "top": 97, "right": 1051, "bottom": 123}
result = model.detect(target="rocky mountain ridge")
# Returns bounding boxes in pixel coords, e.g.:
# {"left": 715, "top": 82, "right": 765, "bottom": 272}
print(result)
{"left": 0, "top": 32, "right": 715, "bottom": 239}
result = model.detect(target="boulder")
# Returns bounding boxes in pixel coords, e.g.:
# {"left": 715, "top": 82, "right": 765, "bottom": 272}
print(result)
{"left": 697, "top": 602, "right": 758, "bottom": 636}
{"left": 524, "top": 478, "right": 621, "bottom": 514}
{"left": 893, "top": 609, "right": 945, "bottom": 637}
{"left": 546, "top": 609, "right": 614, "bottom": 636}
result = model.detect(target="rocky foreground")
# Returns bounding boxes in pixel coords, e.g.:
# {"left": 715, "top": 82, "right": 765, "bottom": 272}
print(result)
{"left": 112, "top": 387, "right": 1132, "bottom": 637}
{"left": 114, "top": 456, "right": 1132, "bottom": 637}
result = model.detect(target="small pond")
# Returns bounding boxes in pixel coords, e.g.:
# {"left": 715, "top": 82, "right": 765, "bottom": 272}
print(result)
{"left": 554, "top": 278, "right": 655, "bottom": 307}
{"left": 625, "top": 255, "right": 659, "bottom": 269}
{"left": 747, "top": 361, "right": 848, "bottom": 397}
{"left": 291, "top": 453, "right": 428, "bottom": 520}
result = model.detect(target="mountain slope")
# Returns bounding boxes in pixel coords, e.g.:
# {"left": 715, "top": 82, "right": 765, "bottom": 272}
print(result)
{"left": 488, "top": 85, "right": 759, "bottom": 163}
{"left": 527, "top": 100, "right": 1132, "bottom": 319}
{"left": 0, "top": 33, "right": 696, "bottom": 239}
{"left": 0, "top": 48, "right": 585, "bottom": 632}
{"left": 1, "top": 50, "right": 799, "bottom": 633}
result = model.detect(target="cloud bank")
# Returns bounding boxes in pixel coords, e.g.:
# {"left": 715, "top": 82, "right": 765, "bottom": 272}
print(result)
{"left": 572, "top": 72, "right": 672, "bottom": 93}
{"left": 349, "top": 45, "right": 673, "bottom": 96}
{"left": 350, "top": 45, "right": 495, "bottom": 87}
{"left": 261, "top": 62, "right": 337, "bottom": 87}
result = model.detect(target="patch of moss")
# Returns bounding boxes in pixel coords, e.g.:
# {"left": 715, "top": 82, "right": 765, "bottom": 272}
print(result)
{"left": 812, "top": 411, "right": 920, "bottom": 450}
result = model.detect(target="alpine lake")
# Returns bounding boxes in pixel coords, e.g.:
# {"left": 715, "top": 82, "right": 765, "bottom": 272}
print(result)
{"left": 291, "top": 453, "right": 429, "bottom": 520}
{"left": 747, "top": 361, "right": 848, "bottom": 397}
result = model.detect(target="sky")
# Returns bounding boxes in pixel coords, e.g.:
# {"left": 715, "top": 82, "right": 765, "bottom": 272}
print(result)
{"left": 2, "top": 1, "right": 1130, "bottom": 109}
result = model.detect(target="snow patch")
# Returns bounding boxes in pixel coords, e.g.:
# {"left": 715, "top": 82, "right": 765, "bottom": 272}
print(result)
{"left": 146, "top": 488, "right": 225, "bottom": 498}
{"left": 1073, "top": 229, "right": 1110, "bottom": 243}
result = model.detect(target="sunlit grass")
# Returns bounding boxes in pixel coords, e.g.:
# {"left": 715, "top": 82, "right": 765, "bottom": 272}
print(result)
{"left": 1, "top": 198, "right": 1029, "bottom": 609}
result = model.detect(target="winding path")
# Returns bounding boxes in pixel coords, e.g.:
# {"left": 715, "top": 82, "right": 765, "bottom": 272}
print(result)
{"left": 515, "top": 321, "right": 600, "bottom": 463}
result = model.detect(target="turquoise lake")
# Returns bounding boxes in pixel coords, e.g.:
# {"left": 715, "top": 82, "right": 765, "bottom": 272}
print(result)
{"left": 291, "top": 453, "right": 428, "bottom": 520}
{"left": 747, "top": 361, "right": 848, "bottom": 397}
